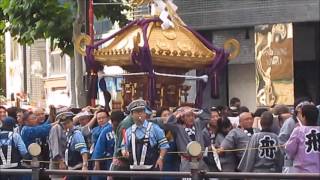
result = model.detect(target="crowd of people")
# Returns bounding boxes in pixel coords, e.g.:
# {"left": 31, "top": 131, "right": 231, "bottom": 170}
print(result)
{"left": 0, "top": 97, "right": 320, "bottom": 180}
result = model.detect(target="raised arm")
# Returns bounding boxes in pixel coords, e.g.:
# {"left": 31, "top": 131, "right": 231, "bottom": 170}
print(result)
{"left": 164, "top": 115, "right": 179, "bottom": 132}
{"left": 149, "top": 117, "right": 167, "bottom": 129}
{"left": 82, "top": 110, "right": 97, "bottom": 129}
{"left": 48, "top": 105, "right": 57, "bottom": 123}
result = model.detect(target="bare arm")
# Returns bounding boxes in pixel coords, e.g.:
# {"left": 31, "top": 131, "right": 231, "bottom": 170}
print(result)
{"left": 159, "top": 149, "right": 167, "bottom": 160}
{"left": 48, "top": 105, "right": 57, "bottom": 123}
{"left": 83, "top": 107, "right": 101, "bottom": 128}
{"left": 85, "top": 114, "right": 97, "bottom": 129}
{"left": 81, "top": 153, "right": 89, "bottom": 170}
{"left": 155, "top": 149, "right": 167, "bottom": 171}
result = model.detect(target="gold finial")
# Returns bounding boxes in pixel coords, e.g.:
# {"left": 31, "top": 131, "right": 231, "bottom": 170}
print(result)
{"left": 224, "top": 39, "right": 240, "bottom": 60}
{"left": 74, "top": 34, "right": 91, "bottom": 56}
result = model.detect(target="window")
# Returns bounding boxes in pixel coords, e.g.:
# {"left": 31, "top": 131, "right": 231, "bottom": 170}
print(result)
{"left": 11, "top": 40, "right": 19, "bottom": 61}
{"left": 49, "top": 53, "right": 66, "bottom": 76}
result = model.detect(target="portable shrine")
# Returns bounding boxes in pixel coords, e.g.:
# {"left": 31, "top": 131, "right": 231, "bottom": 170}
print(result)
{"left": 75, "top": 0, "right": 240, "bottom": 110}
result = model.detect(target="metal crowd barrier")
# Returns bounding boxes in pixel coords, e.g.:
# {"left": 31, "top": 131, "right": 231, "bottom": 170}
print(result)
{"left": 1, "top": 169, "right": 320, "bottom": 180}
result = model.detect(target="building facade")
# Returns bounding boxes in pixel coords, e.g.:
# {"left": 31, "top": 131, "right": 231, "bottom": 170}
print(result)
{"left": 175, "top": 0, "right": 320, "bottom": 110}
{"left": 4, "top": 17, "right": 113, "bottom": 108}
{"left": 4, "top": 33, "right": 71, "bottom": 107}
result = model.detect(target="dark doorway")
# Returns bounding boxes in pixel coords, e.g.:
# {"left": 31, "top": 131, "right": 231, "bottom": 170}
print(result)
{"left": 293, "top": 22, "right": 320, "bottom": 104}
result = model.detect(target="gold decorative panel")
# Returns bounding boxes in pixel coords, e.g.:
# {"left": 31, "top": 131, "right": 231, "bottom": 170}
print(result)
{"left": 255, "top": 23, "right": 294, "bottom": 106}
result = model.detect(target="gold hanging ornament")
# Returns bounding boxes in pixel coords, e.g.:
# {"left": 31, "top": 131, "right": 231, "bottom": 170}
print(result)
{"left": 224, "top": 39, "right": 240, "bottom": 60}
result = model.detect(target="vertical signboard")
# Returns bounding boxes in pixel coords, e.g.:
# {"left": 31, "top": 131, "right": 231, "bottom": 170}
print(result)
{"left": 255, "top": 23, "right": 294, "bottom": 106}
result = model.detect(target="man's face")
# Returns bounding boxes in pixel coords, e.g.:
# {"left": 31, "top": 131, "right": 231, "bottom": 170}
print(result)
{"left": 61, "top": 120, "right": 73, "bottom": 131}
{"left": 161, "top": 110, "right": 171, "bottom": 118}
{"left": 79, "top": 117, "right": 90, "bottom": 126}
{"left": 132, "top": 109, "right": 146, "bottom": 125}
{"left": 34, "top": 108, "right": 46, "bottom": 123}
{"left": 222, "top": 125, "right": 232, "bottom": 135}
{"left": 182, "top": 112, "right": 195, "bottom": 127}
{"left": 16, "top": 112, "right": 24, "bottom": 126}
{"left": 240, "top": 112, "right": 254, "bottom": 129}
{"left": 0, "top": 108, "right": 7, "bottom": 121}
{"left": 97, "top": 112, "right": 108, "bottom": 126}
{"left": 234, "top": 102, "right": 241, "bottom": 108}
{"left": 210, "top": 111, "right": 220, "bottom": 126}
{"left": 27, "top": 114, "right": 38, "bottom": 126}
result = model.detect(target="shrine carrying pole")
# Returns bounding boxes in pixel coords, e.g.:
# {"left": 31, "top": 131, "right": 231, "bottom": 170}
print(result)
{"left": 100, "top": 72, "right": 209, "bottom": 82}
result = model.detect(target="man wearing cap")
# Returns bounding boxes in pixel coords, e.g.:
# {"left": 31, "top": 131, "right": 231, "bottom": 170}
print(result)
{"left": 0, "top": 117, "right": 28, "bottom": 180}
{"left": 111, "top": 100, "right": 166, "bottom": 180}
{"left": 121, "top": 99, "right": 169, "bottom": 180}
{"left": 59, "top": 112, "right": 89, "bottom": 180}
{"left": 48, "top": 106, "right": 69, "bottom": 180}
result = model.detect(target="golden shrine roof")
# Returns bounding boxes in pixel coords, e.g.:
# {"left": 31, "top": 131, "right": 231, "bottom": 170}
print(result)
{"left": 75, "top": 0, "right": 240, "bottom": 70}
{"left": 76, "top": 20, "right": 216, "bottom": 69}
